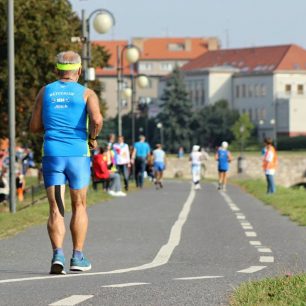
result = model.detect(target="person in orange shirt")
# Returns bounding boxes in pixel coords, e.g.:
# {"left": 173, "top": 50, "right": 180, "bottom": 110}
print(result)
{"left": 262, "top": 138, "right": 278, "bottom": 194}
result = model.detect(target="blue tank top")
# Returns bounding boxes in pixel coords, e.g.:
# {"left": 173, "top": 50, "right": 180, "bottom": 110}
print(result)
{"left": 42, "top": 80, "right": 89, "bottom": 157}
{"left": 217, "top": 148, "right": 230, "bottom": 171}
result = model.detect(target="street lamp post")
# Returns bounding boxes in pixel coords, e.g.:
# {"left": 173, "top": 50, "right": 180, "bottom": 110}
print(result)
{"left": 8, "top": 0, "right": 16, "bottom": 213}
{"left": 157, "top": 122, "right": 164, "bottom": 146}
{"left": 131, "top": 73, "right": 149, "bottom": 145}
{"left": 81, "top": 9, "right": 115, "bottom": 86}
{"left": 117, "top": 44, "right": 141, "bottom": 136}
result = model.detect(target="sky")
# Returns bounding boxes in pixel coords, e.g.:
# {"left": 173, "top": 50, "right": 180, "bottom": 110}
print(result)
{"left": 69, "top": 0, "right": 306, "bottom": 49}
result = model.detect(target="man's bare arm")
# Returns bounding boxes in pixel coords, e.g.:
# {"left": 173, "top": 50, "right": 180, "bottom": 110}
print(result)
{"left": 86, "top": 88, "right": 103, "bottom": 144}
{"left": 29, "top": 87, "right": 44, "bottom": 133}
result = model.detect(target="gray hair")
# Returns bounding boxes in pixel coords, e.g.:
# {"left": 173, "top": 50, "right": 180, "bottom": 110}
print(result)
{"left": 56, "top": 51, "right": 81, "bottom": 73}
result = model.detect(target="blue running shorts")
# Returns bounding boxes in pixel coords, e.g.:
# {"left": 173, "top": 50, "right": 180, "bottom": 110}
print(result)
{"left": 42, "top": 156, "right": 90, "bottom": 189}
{"left": 153, "top": 161, "right": 165, "bottom": 172}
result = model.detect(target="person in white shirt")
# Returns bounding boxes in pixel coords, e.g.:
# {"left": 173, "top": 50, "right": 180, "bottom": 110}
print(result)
{"left": 113, "top": 136, "right": 130, "bottom": 191}
{"left": 153, "top": 144, "right": 166, "bottom": 188}
{"left": 189, "top": 145, "right": 203, "bottom": 190}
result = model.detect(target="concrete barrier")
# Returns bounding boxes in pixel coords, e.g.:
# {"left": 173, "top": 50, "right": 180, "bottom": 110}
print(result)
{"left": 164, "top": 155, "right": 306, "bottom": 187}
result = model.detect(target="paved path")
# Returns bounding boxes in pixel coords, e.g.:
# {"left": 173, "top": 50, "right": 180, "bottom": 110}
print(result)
{"left": 0, "top": 181, "right": 306, "bottom": 305}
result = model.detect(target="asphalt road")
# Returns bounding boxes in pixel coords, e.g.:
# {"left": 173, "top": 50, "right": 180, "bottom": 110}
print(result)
{"left": 0, "top": 180, "right": 306, "bottom": 306}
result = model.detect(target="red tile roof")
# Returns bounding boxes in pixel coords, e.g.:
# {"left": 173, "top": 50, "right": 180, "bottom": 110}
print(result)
{"left": 93, "top": 40, "right": 132, "bottom": 76}
{"left": 93, "top": 37, "right": 219, "bottom": 76}
{"left": 133, "top": 37, "right": 217, "bottom": 60}
{"left": 182, "top": 44, "right": 306, "bottom": 73}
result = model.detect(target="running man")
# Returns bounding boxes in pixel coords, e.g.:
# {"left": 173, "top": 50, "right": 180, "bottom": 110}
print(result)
{"left": 215, "top": 141, "right": 233, "bottom": 191}
{"left": 132, "top": 135, "right": 150, "bottom": 188}
{"left": 153, "top": 144, "right": 166, "bottom": 189}
{"left": 29, "top": 51, "right": 102, "bottom": 274}
{"left": 189, "top": 145, "right": 203, "bottom": 190}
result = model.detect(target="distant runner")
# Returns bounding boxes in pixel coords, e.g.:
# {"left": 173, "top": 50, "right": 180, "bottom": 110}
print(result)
{"left": 215, "top": 141, "right": 233, "bottom": 192}
{"left": 153, "top": 144, "right": 166, "bottom": 189}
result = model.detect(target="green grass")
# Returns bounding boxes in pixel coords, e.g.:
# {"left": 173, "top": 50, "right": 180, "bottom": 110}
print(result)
{"left": 233, "top": 178, "right": 306, "bottom": 226}
{"left": 231, "top": 178, "right": 306, "bottom": 305}
{"left": 230, "top": 274, "right": 306, "bottom": 306}
{"left": 0, "top": 184, "right": 112, "bottom": 239}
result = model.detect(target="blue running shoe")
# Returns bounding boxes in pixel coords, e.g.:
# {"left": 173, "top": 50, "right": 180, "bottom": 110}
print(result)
{"left": 70, "top": 256, "right": 92, "bottom": 272}
{"left": 50, "top": 254, "right": 66, "bottom": 275}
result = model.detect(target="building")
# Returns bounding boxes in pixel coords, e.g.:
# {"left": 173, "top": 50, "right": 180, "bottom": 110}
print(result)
{"left": 177, "top": 44, "right": 306, "bottom": 138}
{"left": 94, "top": 37, "right": 220, "bottom": 118}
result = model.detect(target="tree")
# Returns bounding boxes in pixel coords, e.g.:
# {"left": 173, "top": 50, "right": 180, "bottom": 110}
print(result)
{"left": 231, "top": 112, "right": 254, "bottom": 153}
{"left": 0, "top": 0, "right": 110, "bottom": 159}
{"left": 157, "top": 67, "right": 193, "bottom": 152}
{"left": 192, "top": 100, "right": 239, "bottom": 149}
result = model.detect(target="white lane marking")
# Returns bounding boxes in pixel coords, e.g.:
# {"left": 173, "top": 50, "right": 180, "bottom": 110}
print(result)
{"left": 257, "top": 248, "right": 272, "bottom": 253}
{"left": 245, "top": 231, "right": 257, "bottom": 237}
{"left": 242, "top": 225, "right": 253, "bottom": 230}
{"left": 240, "top": 222, "right": 251, "bottom": 226}
{"left": 250, "top": 241, "right": 262, "bottom": 246}
{"left": 229, "top": 206, "right": 240, "bottom": 211}
{"left": 102, "top": 282, "right": 149, "bottom": 288}
{"left": 236, "top": 215, "right": 246, "bottom": 220}
{"left": 49, "top": 295, "right": 93, "bottom": 306}
{"left": 260, "top": 256, "right": 274, "bottom": 263}
{"left": 0, "top": 185, "right": 196, "bottom": 285}
{"left": 174, "top": 276, "right": 224, "bottom": 280}
{"left": 237, "top": 266, "right": 267, "bottom": 273}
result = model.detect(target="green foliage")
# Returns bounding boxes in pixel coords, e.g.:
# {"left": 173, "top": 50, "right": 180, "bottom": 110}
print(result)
{"left": 157, "top": 67, "right": 193, "bottom": 152}
{"left": 231, "top": 113, "right": 254, "bottom": 150}
{"left": 277, "top": 136, "right": 306, "bottom": 151}
{"left": 0, "top": 0, "right": 110, "bottom": 160}
{"left": 234, "top": 179, "right": 306, "bottom": 226}
{"left": 191, "top": 100, "right": 239, "bottom": 149}
{"left": 230, "top": 274, "right": 306, "bottom": 305}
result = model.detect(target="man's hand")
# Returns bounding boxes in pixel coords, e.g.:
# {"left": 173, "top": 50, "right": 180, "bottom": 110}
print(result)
{"left": 88, "top": 139, "right": 98, "bottom": 150}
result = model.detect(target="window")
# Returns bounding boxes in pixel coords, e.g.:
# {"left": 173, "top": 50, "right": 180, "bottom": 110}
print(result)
{"left": 242, "top": 84, "right": 246, "bottom": 97}
{"left": 168, "top": 43, "right": 185, "bottom": 51}
{"left": 297, "top": 84, "right": 304, "bottom": 95}
{"left": 160, "top": 62, "right": 173, "bottom": 71}
{"left": 285, "top": 84, "right": 292, "bottom": 94}
{"left": 261, "top": 84, "right": 267, "bottom": 96}
{"left": 254, "top": 84, "right": 261, "bottom": 97}
{"left": 248, "top": 85, "right": 254, "bottom": 97}
{"left": 201, "top": 88, "right": 205, "bottom": 105}
{"left": 236, "top": 85, "right": 240, "bottom": 98}
{"left": 139, "top": 63, "right": 152, "bottom": 71}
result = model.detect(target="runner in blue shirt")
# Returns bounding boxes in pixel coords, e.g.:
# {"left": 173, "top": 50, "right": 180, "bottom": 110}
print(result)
{"left": 215, "top": 141, "right": 233, "bottom": 192}
{"left": 30, "top": 51, "right": 102, "bottom": 274}
{"left": 132, "top": 135, "right": 150, "bottom": 188}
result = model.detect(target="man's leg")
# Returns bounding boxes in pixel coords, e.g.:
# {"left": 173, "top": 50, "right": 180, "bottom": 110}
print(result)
{"left": 69, "top": 187, "right": 88, "bottom": 252}
{"left": 46, "top": 185, "right": 66, "bottom": 250}
{"left": 46, "top": 184, "right": 66, "bottom": 274}
{"left": 123, "top": 165, "right": 129, "bottom": 191}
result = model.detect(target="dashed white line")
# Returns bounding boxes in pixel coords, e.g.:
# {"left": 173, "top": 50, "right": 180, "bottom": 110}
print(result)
{"left": 174, "top": 276, "right": 224, "bottom": 280}
{"left": 260, "top": 256, "right": 274, "bottom": 263}
{"left": 236, "top": 215, "right": 246, "bottom": 220}
{"left": 49, "top": 295, "right": 93, "bottom": 306}
{"left": 245, "top": 231, "right": 257, "bottom": 237}
{"left": 237, "top": 266, "right": 267, "bottom": 273}
{"left": 257, "top": 248, "right": 272, "bottom": 253}
{"left": 242, "top": 225, "right": 253, "bottom": 230}
{"left": 102, "top": 282, "right": 149, "bottom": 288}
{"left": 249, "top": 241, "right": 262, "bottom": 246}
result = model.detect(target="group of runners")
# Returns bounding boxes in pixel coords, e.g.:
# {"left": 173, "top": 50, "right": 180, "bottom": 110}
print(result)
{"left": 29, "top": 50, "right": 277, "bottom": 276}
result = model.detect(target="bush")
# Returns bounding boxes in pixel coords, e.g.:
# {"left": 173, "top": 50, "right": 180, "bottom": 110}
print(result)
{"left": 277, "top": 136, "right": 306, "bottom": 150}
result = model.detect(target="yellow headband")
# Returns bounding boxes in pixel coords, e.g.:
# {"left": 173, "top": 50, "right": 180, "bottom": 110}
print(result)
{"left": 56, "top": 63, "right": 81, "bottom": 71}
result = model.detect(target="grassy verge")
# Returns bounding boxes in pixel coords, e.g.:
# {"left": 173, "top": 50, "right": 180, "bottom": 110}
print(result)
{"left": 231, "top": 178, "right": 306, "bottom": 305}
{"left": 0, "top": 183, "right": 113, "bottom": 239}
{"left": 233, "top": 178, "right": 306, "bottom": 226}
{"left": 230, "top": 274, "right": 306, "bottom": 306}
